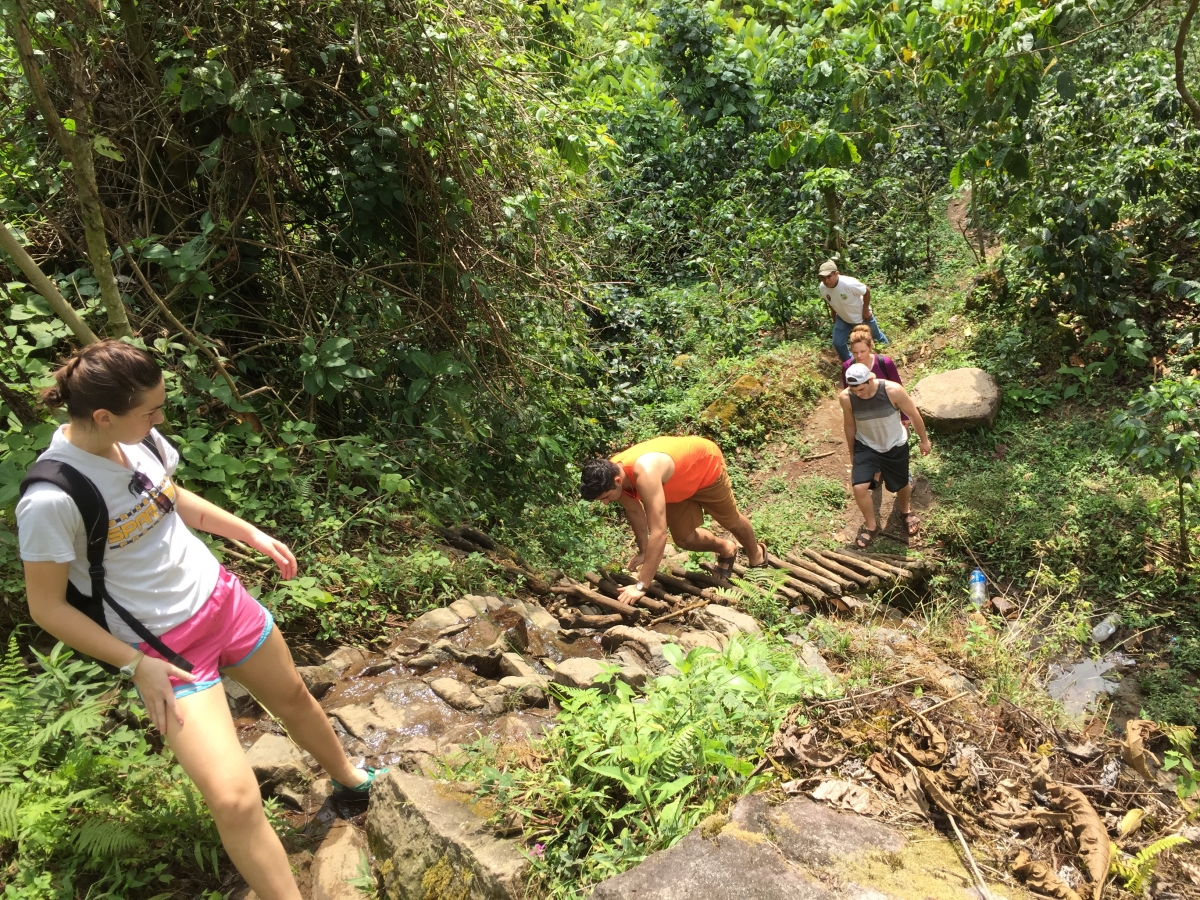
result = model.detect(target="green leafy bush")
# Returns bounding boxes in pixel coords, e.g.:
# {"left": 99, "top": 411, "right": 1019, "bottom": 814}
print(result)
{"left": 0, "top": 638, "right": 226, "bottom": 898}
{"left": 467, "top": 636, "right": 835, "bottom": 897}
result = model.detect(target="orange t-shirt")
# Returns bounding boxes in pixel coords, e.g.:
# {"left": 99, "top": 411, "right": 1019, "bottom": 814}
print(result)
{"left": 611, "top": 436, "right": 725, "bottom": 504}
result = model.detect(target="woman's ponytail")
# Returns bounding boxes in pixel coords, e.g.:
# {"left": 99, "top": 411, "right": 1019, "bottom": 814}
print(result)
{"left": 43, "top": 341, "right": 162, "bottom": 421}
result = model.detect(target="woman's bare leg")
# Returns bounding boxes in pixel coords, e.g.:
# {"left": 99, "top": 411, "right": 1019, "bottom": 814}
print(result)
{"left": 224, "top": 628, "right": 364, "bottom": 786}
{"left": 167, "top": 686, "right": 301, "bottom": 900}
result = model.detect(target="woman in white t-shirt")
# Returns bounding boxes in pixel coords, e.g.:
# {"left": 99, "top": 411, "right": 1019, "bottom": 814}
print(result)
{"left": 18, "top": 341, "right": 378, "bottom": 900}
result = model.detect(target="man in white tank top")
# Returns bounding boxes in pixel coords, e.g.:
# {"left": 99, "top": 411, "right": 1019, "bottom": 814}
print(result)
{"left": 838, "top": 363, "right": 932, "bottom": 547}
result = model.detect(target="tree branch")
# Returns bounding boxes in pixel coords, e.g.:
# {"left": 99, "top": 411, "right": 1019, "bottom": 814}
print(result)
{"left": 1176, "top": 0, "right": 1200, "bottom": 126}
{"left": 0, "top": 220, "right": 98, "bottom": 345}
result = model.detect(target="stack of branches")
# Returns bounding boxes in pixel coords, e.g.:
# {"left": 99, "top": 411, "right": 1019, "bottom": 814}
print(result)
{"left": 761, "top": 681, "right": 1196, "bottom": 900}
{"left": 2, "top": 0, "right": 585, "bottom": 425}
{"left": 538, "top": 547, "right": 933, "bottom": 629}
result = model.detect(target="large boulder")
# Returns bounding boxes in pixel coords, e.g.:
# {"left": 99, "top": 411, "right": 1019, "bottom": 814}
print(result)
{"left": 368, "top": 771, "right": 528, "bottom": 900}
{"left": 245, "top": 733, "right": 310, "bottom": 790}
{"left": 311, "top": 822, "right": 369, "bottom": 900}
{"left": 908, "top": 367, "right": 1001, "bottom": 433}
{"left": 698, "top": 604, "right": 761, "bottom": 637}
{"left": 591, "top": 794, "right": 1018, "bottom": 900}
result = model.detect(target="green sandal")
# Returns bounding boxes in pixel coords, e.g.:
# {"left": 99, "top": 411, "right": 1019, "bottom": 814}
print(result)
{"left": 331, "top": 766, "right": 386, "bottom": 816}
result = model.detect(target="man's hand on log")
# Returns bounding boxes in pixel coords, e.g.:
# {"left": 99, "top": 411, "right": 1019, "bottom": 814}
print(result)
{"left": 618, "top": 583, "right": 646, "bottom": 605}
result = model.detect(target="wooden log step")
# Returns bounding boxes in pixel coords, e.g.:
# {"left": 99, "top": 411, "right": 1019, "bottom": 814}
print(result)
{"left": 497, "top": 561, "right": 551, "bottom": 595}
{"left": 838, "top": 549, "right": 912, "bottom": 579}
{"left": 815, "top": 549, "right": 900, "bottom": 581}
{"left": 798, "top": 549, "right": 879, "bottom": 590}
{"left": 781, "top": 552, "right": 855, "bottom": 591}
{"left": 782, "top": 576, "right": 827, "bottom": 603}
{"left": 558, "top": 610, "right": 624, "bottom": 629}
{"left": 586, "top": 572, "right": 670, "bottom": 613}
{"left": 653, "top": 571, "right": 715, "bottom": 600}
{"left": 551, "top": 583, "right": 641, "bottom": 620}
{"left": 670, "top": 565, "right": 726, "bottom": 589}
{"left": 765, "top": 553, "right": 841, "bottom": 595}
{"left": 606, "top": 571, "right": 684, "bottom": 608}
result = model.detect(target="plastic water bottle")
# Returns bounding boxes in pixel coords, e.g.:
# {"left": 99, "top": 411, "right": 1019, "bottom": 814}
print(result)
{"left": 969, "top": 569, "right": 987, "bottom": 607}
{"left": 1090, "top": 614, "right": 1120, "bottom": 643}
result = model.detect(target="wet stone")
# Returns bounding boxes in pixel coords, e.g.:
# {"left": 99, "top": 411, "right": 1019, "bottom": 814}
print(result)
{"left": 430, "top": 677, "right": 485, "bottom": 712}
{"left": 296, "top": 665, "right": 337, "bottom": 700}
{"left": 311, "top": 821, "right": 369, "bottom": 900}
{"left": 388, "top": 635, "right": 429, "bottom": 658}
{"left": 553, "top": 657, "right": 606, "bottom": 690}
{"left": 324, "top": 646, "right": 370, "bottom": 677}
{"left": 449, "top": 597, "right": 482, "bottom": 620}
{"left": 409, "top": 607, "right": 463, "bottom": 633}
{"left": 499, "top": 652, "right": 537, "bottom": 678}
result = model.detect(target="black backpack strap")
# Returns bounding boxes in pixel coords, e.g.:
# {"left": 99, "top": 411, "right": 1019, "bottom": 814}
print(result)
{"left": 19, "top": 460, "right": 194, "bottom": 673}
{"left": 140, "top": 432, "right": 165, "bottom": 466}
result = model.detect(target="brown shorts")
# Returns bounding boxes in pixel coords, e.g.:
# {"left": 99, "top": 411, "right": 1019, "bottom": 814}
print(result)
{"left": 665, "top": 468, "right": 742, "bottom": 541}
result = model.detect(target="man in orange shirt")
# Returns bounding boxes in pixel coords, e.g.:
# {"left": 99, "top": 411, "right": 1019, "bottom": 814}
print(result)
{"left": 580, "top": 436, "right": 766, "bottom": 604}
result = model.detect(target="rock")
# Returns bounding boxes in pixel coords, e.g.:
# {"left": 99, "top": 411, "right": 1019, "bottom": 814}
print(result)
{"left": 312, "top": 822, "right": 369, "bottom": 900}
{"left": 407, "top": 638, "right": 455, "bottom": 670}
{"left": 389, "top": 634, "right": 431, "bottom": 658}
{"left": 430, "top": 677, "right": 485, "bottom": 712}
{"left": 552, "top": 657, "right": 609, "bottom": 690}
{"left": 591, "top": 794, "right": 1002, "bottom": 900}
{"left": 525, "top": 604, "right": 561, "bottom": 634}
{"left": 491, "top": 608, "right": 530, "bottom": 653}
{"left": 614, "top": 652, "right": 651, "bottom": 687}
{"left": 797, "top": 643, "right": 836, "bottom": 682}
{"left": 498, "top": 676, "right": 548, "bottom": 708}
{"left": 222, "top": 675, "right": 259, "bottom": 717}
{"left": 499, "top": 652, "right": 537, "bottom": 678}
{"left": 245, "top": 733, "right": 310, "bottom": 789}
{"left": 449, "top": 597, "right": 482, "bottom": 620}
{"left": 698, "top": 604, "right": 762, "bottom": 636}
{"left": 702, "top": 374, "right": 766, "bottom": 426}
{"left": 409, "top": 607, "right": 464, "bottom": 633}
{"left": 308, "top": 778, "right": 334, "bottom": 813}
{"left": 368, "top": 771, "right": 529, "bottom": 900}
{"left": 324, "top": 646, "right": 370, "bottom": 677}
{"left": 295, "top": 665, "right": 337, "bottom": 700}
{"left": 909, "top": 367, "right": 1001, "bottom": 433}
{"left": 677, "top": 629, "right": 727, "bottom": 653}
{"left": 274, "top": 784, "right": 307, "bottom": 811}
{"left": 360, "top": 660, "right": 396, "bottom": 677}
{"left": 492, "top": 714, "right": 550, "bottom": 743}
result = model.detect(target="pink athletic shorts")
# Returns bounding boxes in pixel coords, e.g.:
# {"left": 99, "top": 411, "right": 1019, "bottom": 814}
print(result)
{"left": 138, "top": 565, "right": 274, "bottom": 698}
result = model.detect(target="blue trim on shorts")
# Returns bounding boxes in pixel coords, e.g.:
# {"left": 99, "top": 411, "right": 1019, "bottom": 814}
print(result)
{"left": 224, "top": 607, "right": 275, "bottom": 670}
{"left": 172, "top": 678, "right": 222, "bottom": 699}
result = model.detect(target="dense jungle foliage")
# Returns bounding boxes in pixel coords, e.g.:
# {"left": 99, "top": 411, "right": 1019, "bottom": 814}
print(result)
{"left": 2, "top": 0, "right": 1200, "bottom": 893}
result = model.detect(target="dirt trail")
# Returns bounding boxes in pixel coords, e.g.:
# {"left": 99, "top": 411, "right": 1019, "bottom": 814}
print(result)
{"left": 745, "top": 347, "right": 934, "bottom": 552}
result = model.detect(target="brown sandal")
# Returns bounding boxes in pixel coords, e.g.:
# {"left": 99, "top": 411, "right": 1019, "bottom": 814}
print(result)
{"left": 855, "top": 525, "right": 878, "bottom": 548}
{"left": 714, "top": 551, "right": 738, "bottom": 578}
{"left": 747, "top": 540, "right": 770, "bottom": 568}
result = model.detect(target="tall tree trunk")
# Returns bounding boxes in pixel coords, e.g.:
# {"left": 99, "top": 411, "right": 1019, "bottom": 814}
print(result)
{"left": 1177, "top": 0, "right": 1200, "bottom": 126}
{"left": 9, "top": 7, "right": 133, "bottom": 339}
{"left": 822, "top": 187, "right": 845, "bottom": 263}
{"left": 1180, "top": 479, "right": 1191, "bottom": 564}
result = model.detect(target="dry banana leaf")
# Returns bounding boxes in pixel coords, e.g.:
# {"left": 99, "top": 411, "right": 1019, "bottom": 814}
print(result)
{"left": 811, "top": 779, "right": 878, "bottom": 814}
{"left": 896, "top": 712, "right": 947, "bottom": 767}
{"left": 1011, "top": 849, "right": 1084, "bottom": 900}
{"left": 867, "top": 752, "right": 930, "bottom": 818}
{"left": 778, "top": 727, "right": 848, "bottom": 769}
{"left": 1121, "top": 719, "right": 1159, "bottom": 782}
{"left": 1044, "top": 782, "right": 1111, "bottom": 900}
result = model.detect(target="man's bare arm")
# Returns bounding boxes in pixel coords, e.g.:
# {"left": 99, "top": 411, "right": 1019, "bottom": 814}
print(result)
{"left": 839, "top": 392, "right": 857, "bottom": 450}
{"left": 886, "top": 383, "right": 932, "bottom": 454}
{"left": 618, "top": 493, "right": 649, "bottom": 554}
{"left": 862, "top": 285, "right": 872, "bottom": 321}
{"left": 625, "top": 475, "right": 668, "bottom": 602}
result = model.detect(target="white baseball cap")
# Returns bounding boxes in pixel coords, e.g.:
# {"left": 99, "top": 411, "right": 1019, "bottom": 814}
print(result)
{"left": 845, "top": 363, "right": 873, "bottom": 386}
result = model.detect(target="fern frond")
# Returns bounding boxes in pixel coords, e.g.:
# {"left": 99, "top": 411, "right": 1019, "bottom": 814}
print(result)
{"left": 1110, "top": 834, "right": 1187, "bottom": 893}
{"left": 0, "top": 787, "right": 19, "bottom": 840}
{"left": 75, "top": 817, "right": 144, "bottom": 860}
{"left": 657, "top": 724, "right": 698, "bottom": 781}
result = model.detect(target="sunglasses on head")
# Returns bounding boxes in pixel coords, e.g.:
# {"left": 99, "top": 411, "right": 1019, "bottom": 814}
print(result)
{"left": 128, "top": 470, "right": 174, "bottom": 515}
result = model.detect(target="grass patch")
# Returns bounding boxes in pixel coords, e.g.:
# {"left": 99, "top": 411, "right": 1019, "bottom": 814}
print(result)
{"left": 747, "top": 475, "right": 848, "bottom": 553}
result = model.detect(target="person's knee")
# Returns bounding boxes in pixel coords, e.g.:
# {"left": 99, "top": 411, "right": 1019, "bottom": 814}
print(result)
{"left": 204, "top": 780, "right": 265, "bottom": 824}
{"left": 852, "top": 483, "right": 872, "bottom": 497}
{"left": 670, "top": 529, "right": 704, "bottom": 550}
{"left": 269, "top": 674, "right": 314, "bottom": 717}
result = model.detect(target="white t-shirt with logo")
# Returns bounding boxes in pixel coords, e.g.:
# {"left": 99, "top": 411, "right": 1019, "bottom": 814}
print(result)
{"left": 820, "top": 274, "right": 868, "bottom": 324}
{"left": 17, "top": 427, "right": 219, "bottom": 644}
